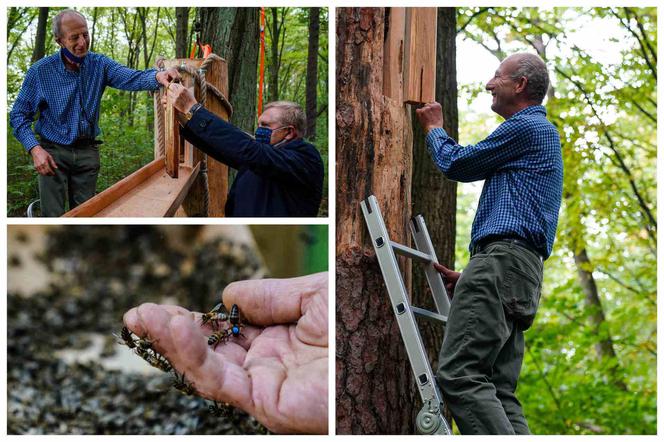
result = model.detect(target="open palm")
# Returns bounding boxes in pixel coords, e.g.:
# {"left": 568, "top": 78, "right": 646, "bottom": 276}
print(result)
{"left": 123, "top": 272, "right": 328, "bottom": 434}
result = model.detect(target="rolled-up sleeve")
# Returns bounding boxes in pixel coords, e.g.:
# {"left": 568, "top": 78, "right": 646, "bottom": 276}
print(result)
{"left": 425, "top": 117, "right": 532, "bottom": 182}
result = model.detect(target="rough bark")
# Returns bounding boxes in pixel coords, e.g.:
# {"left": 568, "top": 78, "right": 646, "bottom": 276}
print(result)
{"left": 31, "top": 7, "right": 49, "bottom": 64}
{"left": 268, "top": 8, "right": 282, "bottom": 102}
{"left": 410, "top": 7, "right": 458, "bottom": 426}
{"left": 305, "top": 7, "right": 320, "bottom": 140}
{"left": 196, "top": 7, "right": 259, "bottom": 209}
{"left": 175, "top": 8, "right": 190, "bottom": 59}
{"left": 336, "top": 7, "right": 417, "bottom": 434}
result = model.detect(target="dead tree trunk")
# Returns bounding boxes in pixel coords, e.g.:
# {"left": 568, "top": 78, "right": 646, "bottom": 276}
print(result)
{"left": 31, "top": 7, "right": 49, "bottom": 64}
{"left": 305, "top": 7, "right": 320, "bottom": 140}
{"left": 336, "top": 7, "right": 418, "bottom": 434}
{"left": 410, "top": 6, "right": 458, "bottom": 425}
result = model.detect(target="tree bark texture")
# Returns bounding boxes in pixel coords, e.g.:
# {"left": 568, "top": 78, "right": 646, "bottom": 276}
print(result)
{"left": 31, "top": 7, "right": 49, "bottom": 64}
{"left": 410, "top": 7, "right": 458, "bottom": 384}
{"left": 175, "top": 7, "right": 190, "bottom": 59}
{"left": 305, "top": 7, "right": 320, "bottom": 140}
{"left": 195, "top": 7, "right": 258, "bottom": 212}
{"left": 336, "top": 7, "right": 418, "bottom": 434}
{"left": 268, "top": 8, "right": 282, "bottom": 102}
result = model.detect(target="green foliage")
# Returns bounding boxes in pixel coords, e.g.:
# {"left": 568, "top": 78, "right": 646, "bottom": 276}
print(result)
{"left": 7, "top": 7, "right": 328, "bottom": 216}
{"left": 456, "top": 7, "right": 656, "bottom": 434}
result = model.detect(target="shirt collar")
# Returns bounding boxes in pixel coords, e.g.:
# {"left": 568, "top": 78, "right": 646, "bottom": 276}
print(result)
{"left": 56, "top": 50, "right": 91, "bottom": 73}
{"left": 510, "top": 104, "right": 546, "bottom": 119}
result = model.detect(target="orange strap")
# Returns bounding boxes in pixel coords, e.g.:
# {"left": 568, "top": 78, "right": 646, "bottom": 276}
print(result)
{"left": 258, "top": 7, "right": 266, "bottom": 117}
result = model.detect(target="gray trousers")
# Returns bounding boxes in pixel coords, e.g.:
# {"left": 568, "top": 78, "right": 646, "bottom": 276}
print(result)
{"left": 38, "top": 141, "right": 100, "bottom": 217}
{"left": 437, "top": 240, "right": 544, "bottom": 435}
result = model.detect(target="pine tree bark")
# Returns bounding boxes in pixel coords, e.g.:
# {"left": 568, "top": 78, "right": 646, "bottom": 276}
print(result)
{"left": 410, "top": 7, "right": 458, "bottom": 426}
{"left": 175, "top": 8, "right": 189, "bottom": 59}
{"left": 336, "top": 7, "right": 418, "bottom": 434}
{"left": 31, "top": 7, "right": 49, "bottom": 64}
{"left": 305, "top": 7, "right": 320, "bottom": 140}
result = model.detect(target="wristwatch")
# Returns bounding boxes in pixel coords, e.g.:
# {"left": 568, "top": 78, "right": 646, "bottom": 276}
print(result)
{"left": 177, "top": 102, "right": 203, "bottom": 126}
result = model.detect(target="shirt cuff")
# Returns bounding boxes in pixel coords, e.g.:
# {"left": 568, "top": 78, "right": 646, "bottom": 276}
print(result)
{"left": 425, "top": 127, "right": 448, "bottom": 150}
{"left": 19, "top": 133, "right": 40, "bottom": 152}
{"left": 147, "top": 69, "right": 160, "bottom": 90}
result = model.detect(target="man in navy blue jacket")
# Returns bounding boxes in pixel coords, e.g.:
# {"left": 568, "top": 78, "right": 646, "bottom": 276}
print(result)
{"left": 165, "top": 82, "right": 324, "bottom": 217}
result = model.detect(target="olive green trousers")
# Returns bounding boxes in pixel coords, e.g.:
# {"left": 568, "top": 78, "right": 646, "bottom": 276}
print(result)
{"left": 38, "top": 141, "right": 100, "bottom": 217}
{"left": 436, "top": 240, "right": 544, "bottom": 435}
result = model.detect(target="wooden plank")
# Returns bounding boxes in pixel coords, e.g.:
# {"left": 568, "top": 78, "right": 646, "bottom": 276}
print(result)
{"left": 403, "top": 8, "right": 437, "bottom": 104}
{"left": 203, "top": 57, "right": 230, "bottom": 217}
{"left": 62, "top": 158, "right": 165, "bottom": 217}
{"left": 165, "top": 96, "right": 180, "bottom": 178}
{"left": 95, "top": 164, "right": 199, "bottom": 217}
{"left": 383, "top": 7, "right": 406, "bottom": 101}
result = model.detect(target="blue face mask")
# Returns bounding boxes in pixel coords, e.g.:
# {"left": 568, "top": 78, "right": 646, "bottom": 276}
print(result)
{"left": 61, "top": 47, "right": 86, "bottom": 64}
{"left": 254, "top": 126, "right": 291, "bottom": 146}
{"left": 254, "top": 126, "right": 273, "bottom": 144}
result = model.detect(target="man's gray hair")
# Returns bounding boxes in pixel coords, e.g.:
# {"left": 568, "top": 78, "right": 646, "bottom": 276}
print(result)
{"left": 509, "top": 53, "right": 550, "bottom": 103}
{"left": 264, "top": 101, "right": 306, "bottom": 137}
{"left": 52, "top": 9, "right": 87, "bottom": 39}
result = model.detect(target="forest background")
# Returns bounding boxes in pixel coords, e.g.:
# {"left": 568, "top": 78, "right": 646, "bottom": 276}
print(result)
{"left": 6, "top": 7, "right": 329, "bottom": 216}
{"left": 454, "top": 7, "right": 656, "bottom": 434}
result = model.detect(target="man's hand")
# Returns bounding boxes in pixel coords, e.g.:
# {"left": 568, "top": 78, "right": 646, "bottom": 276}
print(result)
{"left": 433, "top": 263, "right": 460, "bottom": 299}
{"left": 156, "top": 67, "right": 181, "bottom": 87}
{"left": 163, "top": 82, "right": 198, "bottom": 114}
{"left": 123, "top": 272, "right": 328, "bottom": 434}
{"left": 415, "top": 102, "right": 444, "bottom": 134}
{"left": 30, "top": 145, "right": 58, "bottom": 176}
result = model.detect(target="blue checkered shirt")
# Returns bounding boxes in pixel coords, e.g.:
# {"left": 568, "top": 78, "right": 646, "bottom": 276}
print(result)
{"left": 10, "top": 51, "right": 160, "bottom": 151}
{"left": 426, "top": 105, "right": 563, "bottom": 259}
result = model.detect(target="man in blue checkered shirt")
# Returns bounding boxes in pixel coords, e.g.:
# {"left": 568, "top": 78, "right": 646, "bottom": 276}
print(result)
{"left": 416, "top": 53, "right": 563, "bottom": 434}
{"left": 9, "top": 9, "right": 180, "bottom": 216}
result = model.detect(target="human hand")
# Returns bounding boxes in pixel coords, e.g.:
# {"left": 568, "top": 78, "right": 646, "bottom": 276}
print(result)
{"left": 433, "top": 263, "right": 460, "bottom": 299}
{"left": 156, "top": 67, "right": 181, "bottom": 87}
{"left": 123, "top": 272, "right": 328, "bottom": 434}
{"left": 30, "top": 145, "right": 58, "bottom": 176}
{"left": 415, "top": 102, "right": 444, "bottom": 134}
{"left": 163, "top": 82, "right": 198, "bottom": 114}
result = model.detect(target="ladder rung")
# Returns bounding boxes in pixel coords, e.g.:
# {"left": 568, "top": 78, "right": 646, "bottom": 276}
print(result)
{"left": 412, "top": 306, "right": 448, "bottom": 325}
{"left": 390, "top": 241, "right": 432, "bottom": 263}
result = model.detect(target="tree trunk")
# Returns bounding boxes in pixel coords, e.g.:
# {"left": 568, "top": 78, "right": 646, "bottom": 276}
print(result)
{"left": 573, "top": 247, "right": 628, "bottom": 391}
{"left": 268, "top": 8, "right": 281, "bottom": 102}
{"left": 175, "top": 7, "right": 190, "bottom": 59}
{"left": 305, "top": 7, "right": 320, "bottom": 140}
{"left": 90, "top": 8, "right": 99, "bottom": 53}
{"left": 305, "top": 8, "right": 320, "bottom": 140}
{"left": 336, "top": 7, "right": 418, "bottom": 434}
{"left": 194, "top": 7, "right": 259, "bottom": 214}
{"left": 410, "top": 7, "right": 458, "bottom": 426}
{"left": 31, "top": 7, "right": 49, "bottom": 63}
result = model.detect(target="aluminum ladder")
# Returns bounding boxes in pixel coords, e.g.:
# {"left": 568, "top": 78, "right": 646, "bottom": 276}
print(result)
{"left": 361, "top": 194, "right": 452, "bottom": 435}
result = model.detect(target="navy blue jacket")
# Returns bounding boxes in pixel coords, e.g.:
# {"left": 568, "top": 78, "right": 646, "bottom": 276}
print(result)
{"left": 181, "top": 108, "right": 324, "bottom": 217}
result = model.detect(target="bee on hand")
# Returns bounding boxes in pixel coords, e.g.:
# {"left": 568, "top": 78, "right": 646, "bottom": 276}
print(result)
{"left": 172, "top": 371, "right": 196, "bottom": 395}
{"left": 114, "top": 326, "right": 137, "bottom": 348}
{"left": 201, "top": 302, "right": 228, "bottom": 331}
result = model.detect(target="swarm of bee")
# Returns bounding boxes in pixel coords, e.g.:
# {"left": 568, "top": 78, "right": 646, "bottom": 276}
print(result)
{"left": 114, "top": 301, "right": 245, "bottom": 418}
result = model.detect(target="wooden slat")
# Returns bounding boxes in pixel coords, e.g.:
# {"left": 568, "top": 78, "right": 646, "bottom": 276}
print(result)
{"left": 403, "top": 8, "right": 437, "bottom": 104}
{"left": 165, "top": 97, "right": 180, "bottom": 178}
{"left": 94, "top": 164, "right": 199, "bottom": 217}
{"left": 62, "top": 158, "right": 165, "bottom": 217}
{"left": 383, "top": 7, "right": 406, "bottom": 101}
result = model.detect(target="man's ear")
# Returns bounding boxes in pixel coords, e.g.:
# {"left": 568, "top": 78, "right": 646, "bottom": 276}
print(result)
{"left": 285, "top": 126, "right": 296, "bottom": 140}
{"left": 55, "top": 37, "right": 63, "bottom": 48}
{"left": 514, "top": 76, "right": 528, "bottom": 95}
